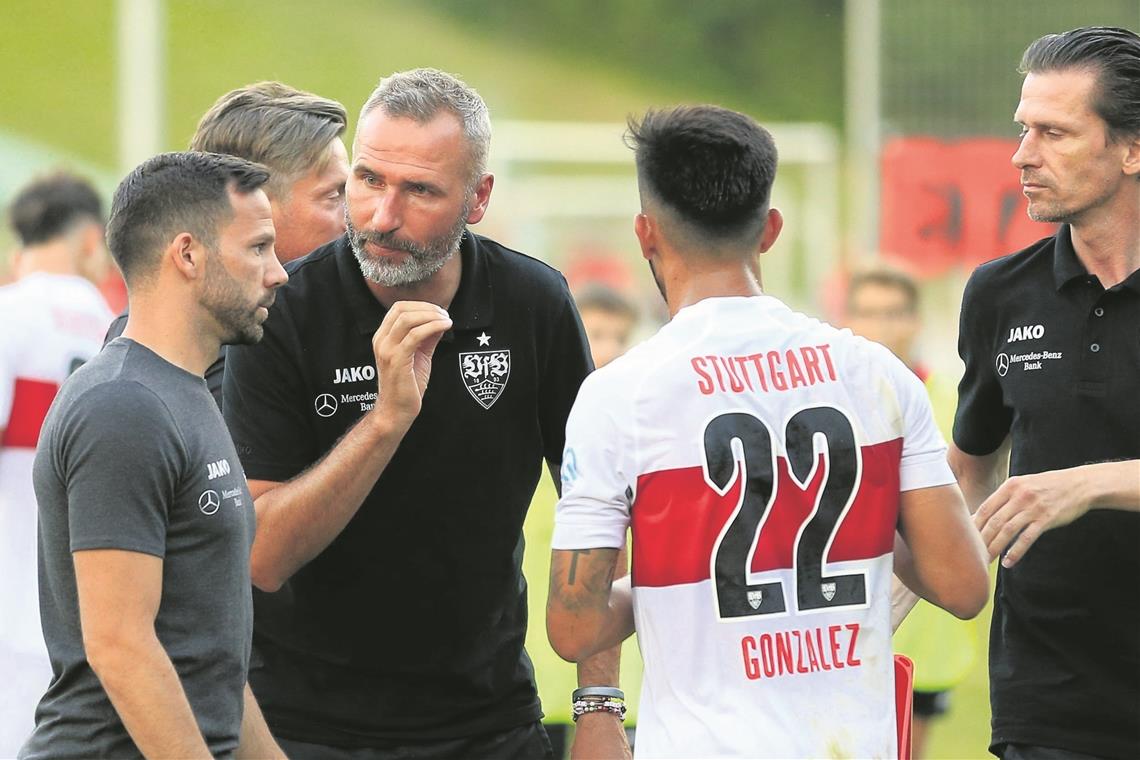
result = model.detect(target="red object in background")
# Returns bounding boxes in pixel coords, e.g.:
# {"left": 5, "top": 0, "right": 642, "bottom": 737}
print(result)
{"left": 895, "top": 653, "right": 914, "bottom": 760}
{"left": 880, "top": 137, "right": 1056, "bottom": 277}
{"left": 564, "top": 247, "right": 635, "bottom": 294}
{"left": 97, "top": 269, "right": 127, "bottom": 313}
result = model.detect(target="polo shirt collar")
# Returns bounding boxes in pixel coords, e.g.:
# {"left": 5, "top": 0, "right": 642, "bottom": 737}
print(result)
{"left": 334, "top": 231, "right": 494, "bottom": 336}
{"left": 1052, "top": 225, "right": 1087, "bottom": 291}
{"left": 1053, "top": 223, "right": 1140, "bottom": 294}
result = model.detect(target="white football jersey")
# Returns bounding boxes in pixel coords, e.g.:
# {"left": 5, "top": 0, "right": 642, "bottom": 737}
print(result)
{"left": 553, "top": 296, "right": 954, "bottom": 759}
{"left": 0, "top": 272, "right": 112, "bottom": 753}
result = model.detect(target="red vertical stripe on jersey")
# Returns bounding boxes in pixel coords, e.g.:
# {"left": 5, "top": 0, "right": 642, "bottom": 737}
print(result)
{"left": 1, "top": 377, "right": 59, "bottom": 448}
{"left": 630, "top": 438, "right": 902, "bottom": 587}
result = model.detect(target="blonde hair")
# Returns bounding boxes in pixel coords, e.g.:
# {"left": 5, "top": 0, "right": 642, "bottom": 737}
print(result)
{"left": 191, "top": 81, "right": 347, "bottom": 199}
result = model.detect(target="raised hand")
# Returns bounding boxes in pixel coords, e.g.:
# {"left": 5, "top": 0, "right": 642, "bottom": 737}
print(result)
{"left": 371, "top": 301, "right": 452, "bottom": 427}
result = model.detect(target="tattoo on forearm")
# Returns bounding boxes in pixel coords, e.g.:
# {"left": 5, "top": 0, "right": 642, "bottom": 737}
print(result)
{"left": 568, "top": 549, "right": 592, "bottom": 585}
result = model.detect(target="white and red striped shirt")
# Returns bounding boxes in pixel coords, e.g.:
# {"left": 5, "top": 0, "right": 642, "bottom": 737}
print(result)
{"left": 553, "top": 296, "right": 954, "bottom": 759}
{"left": 0, "top": 272, "right": 112, "bottom": 692}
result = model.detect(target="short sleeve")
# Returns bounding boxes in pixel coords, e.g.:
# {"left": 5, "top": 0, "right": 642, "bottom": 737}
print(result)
{"left": 952, "top": 269, "right": 1012, "bottom": 455}
{"left": 551, "top": 371, "right": 633, "bottom": 550}
{"left": 223, "top": 311, "right": 315, "bottom": 482}
{"left": 60, "top": 382, "right": 184, "bottom": 556}
{"left": 538, "top": 282, "right": 594, "bottom": 470}
{"left": 886, "top": 356, "right": 956, "bottom": 492}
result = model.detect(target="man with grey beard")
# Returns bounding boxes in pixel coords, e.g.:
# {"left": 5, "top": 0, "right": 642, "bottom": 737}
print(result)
{"left": 222, "top": 68, "right": 628, "bottom": 759}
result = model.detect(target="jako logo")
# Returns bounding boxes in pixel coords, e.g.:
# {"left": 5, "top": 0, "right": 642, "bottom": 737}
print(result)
{"left": 334, "top": 365, "right": 376, "bottom": 384}
{"left": 207, "top": 459, "right": 231, "bottom": 480}
{"left": 1007, "top": 324, "right": 1044, "bottom": 343}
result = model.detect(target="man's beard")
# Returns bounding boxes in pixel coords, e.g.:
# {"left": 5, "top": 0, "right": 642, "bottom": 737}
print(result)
{"left": 1022, "top": 173, "right": 1114, "bottom": 225}
{"left": 201, "top": 257, "right": 270, "bottom": 346}
{"left": 346, "top": 201, "right": 469, "bottom": 287}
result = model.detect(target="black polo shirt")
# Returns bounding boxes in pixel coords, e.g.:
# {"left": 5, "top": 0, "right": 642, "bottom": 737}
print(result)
{"left": 954, "top": 224, "right": 1140, "bottom": 760}
{"left": 222, "top": 232, "right": 592, "bottom": 746}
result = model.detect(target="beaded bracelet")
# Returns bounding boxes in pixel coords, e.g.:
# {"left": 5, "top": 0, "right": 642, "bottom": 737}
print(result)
{"left": 571, "top": 697, "right": 627, "bottom": 722}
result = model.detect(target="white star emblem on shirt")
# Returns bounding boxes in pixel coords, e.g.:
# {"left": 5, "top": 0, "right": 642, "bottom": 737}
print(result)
{"left": 476, "top": 332, "right": 491, "bottom": 346}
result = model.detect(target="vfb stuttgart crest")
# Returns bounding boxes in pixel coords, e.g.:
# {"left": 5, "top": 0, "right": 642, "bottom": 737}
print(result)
{"left": 747, "top": 589, "right": 764, "bottom": 610}
{"left": 460, "top": 350, "right": 510, "bottom": 409}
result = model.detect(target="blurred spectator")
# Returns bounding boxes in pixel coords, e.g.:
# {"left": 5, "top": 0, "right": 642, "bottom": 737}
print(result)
{"left": 576, "top": 283, "right": 640, "bottom": 369}
{"left": 0, "top": 171, "right": 114, "bottom": 754}
{"left": 845, "top": 264, "right": 975, "bottom": 758}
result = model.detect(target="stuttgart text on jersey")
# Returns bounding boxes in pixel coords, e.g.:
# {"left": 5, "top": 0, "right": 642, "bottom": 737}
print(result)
{"left": 691, "top": 344, "right": 838, "bottom": 395}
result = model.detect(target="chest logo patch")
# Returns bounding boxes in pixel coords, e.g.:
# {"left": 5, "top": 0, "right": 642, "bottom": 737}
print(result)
{"left": 996, "top": 352, "right": 1010, "bottom": 377}
{"left": 314, "top": 393, "right": 339, "bottom": 417}
{"left": 459, "top": 350, "right": 511, "bottom": 409}
{"left": 198, "top": 489, "right": 220, "bottom": 515}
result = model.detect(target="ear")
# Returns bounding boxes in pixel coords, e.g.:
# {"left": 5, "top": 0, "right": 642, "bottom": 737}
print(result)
{"left": 757, "top": 208, "right": 784, "bottom": 254}
{"left": 80, "top": 224, "right": 104, "bottom": 257}
{"left": 634, "top": 212, "right": 656, "bottom": 261}
{"left": 167, "top": 232, "right": 206, "bottom": 281}
{"left": 78, "top": 225, "right": 110, "bottom": 281}
{"left": 465, "top": 173, "right": 495, "bottom": 224}
{"left": 1122, "top": 134, "right": 1140, "bottom": 178}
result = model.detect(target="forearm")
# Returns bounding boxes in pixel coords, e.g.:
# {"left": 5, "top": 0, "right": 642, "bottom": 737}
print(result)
{"left": 237, "top": 684, "right": 284, "bottom": 760}
{"left": 889, "top": 535, "right": 922, "bottom": 632}
{"left": 251, "top": 410, "right": 410, "bottom": 591}
{"left": 89, "top": 634, "right": 210, "bottom": 759}
{"left": 895, "top": 484, "right": 989, "bottom": 619}
{"left": 1083, "top": 460, "right": 1140, "bottom": 511}
{"left": 548, "top": 549, "right": 633, "bottom": 662}
{"left": 575, "top": 545, "right": 628, "bottom": 687}
{"left": 949, "top": 440, "right": 1009, "bottom": 513}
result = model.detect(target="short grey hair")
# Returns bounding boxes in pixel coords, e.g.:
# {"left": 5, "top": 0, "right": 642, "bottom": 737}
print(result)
{"left": 359, "top": 68, "right": 491, "bottom": 182}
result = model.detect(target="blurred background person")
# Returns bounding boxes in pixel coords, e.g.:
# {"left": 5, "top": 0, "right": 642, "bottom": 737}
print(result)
{"left": 103, "top": 81, "right": 350, "bottom": 406}
{"left": 576, "top": 283, "right": 641, "bottom": 370}
{"left": 845, "top": 264, "right": 977, "bottom": 758}
{"left": 0, "top": 171, "right": 113, "bottom": 755}
{"left": 524, "top": 281, "right": 641, "bottom": 759}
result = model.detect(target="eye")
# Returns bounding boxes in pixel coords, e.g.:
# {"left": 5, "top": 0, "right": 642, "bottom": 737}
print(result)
{"left": 1017, "top": 127, "right": 1029, "bottom": 138}
{"left": 409, "top": 183, "right": 429, "bottom": 195}
{"left": 362, "top": 173, "right": 381, "bottom": 188}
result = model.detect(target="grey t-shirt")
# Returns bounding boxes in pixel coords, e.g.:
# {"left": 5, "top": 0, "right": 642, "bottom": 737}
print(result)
{"left": 20, "top": 339, "right": 255, "bottom": 759}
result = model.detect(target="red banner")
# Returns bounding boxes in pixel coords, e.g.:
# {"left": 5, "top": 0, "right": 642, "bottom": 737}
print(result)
{"left": 880, "top": 137, "right": 1056, "bottom": 277}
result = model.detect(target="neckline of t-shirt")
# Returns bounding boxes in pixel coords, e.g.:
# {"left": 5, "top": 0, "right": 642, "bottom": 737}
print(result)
{"left": 675, "top": 294, "right": 785, "bottom": 319}
{"left": 111, "top": 337, "right": 212, "bottom": 389}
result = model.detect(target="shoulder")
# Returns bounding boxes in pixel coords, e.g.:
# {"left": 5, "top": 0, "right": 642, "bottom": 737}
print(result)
{"left": 50, "top": 371, "right": 182, "bottom": 460}
{"left": 572, "top": 323, "right": 674, "bottom": 412}
{"left": 65, "top": 346, "right": 179, "bottom": 418}
{"left": 474, "top": 233, "right": 572, "bottom": 296}
{"left": 964, "top": 233, "right": 1055, "bottom": 296}
{"left": 283, "top": 236, "right": 342, "bottom": 277}
{"left": 275, "top": 237, "right": 344, "bottom": 302}
{"left": 254, "top": 238, "right": 347, "bottom": 337}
